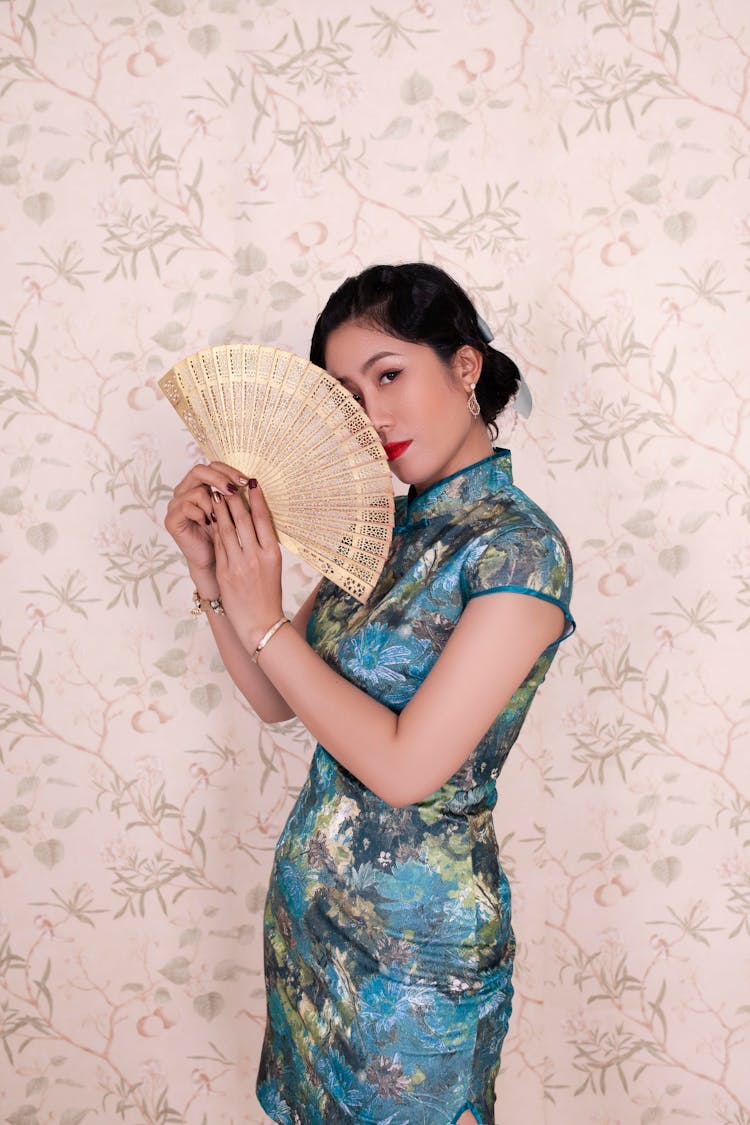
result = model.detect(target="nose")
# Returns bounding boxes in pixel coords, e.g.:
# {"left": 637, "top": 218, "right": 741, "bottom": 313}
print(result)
{"left": 358, "top": 392, "right": 394, "bottom": 441}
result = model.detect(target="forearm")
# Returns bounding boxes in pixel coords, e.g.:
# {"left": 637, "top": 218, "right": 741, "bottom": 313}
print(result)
{"left": 254, "top": 622, "right": 401, "bottom": 804}
{"left": 189, "top": 567, "right": 294, "bottom": 724}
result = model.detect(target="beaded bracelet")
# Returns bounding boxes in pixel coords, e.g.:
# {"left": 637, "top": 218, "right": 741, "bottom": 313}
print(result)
{"left": 251, "top": 616, "right": 290, "bottom": 663}
{"left": 192, "top": 589, "right": 225, "bottom": 616}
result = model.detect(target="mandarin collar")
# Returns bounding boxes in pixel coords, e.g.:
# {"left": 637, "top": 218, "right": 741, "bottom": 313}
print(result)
{"left": 395, "top": 447, "right": 513, "bottom": 532}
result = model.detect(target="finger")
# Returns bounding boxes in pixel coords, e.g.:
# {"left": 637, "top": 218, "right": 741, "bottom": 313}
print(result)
{"left": 245, "top": 482, "right": 279, "bottom": 551}
{"left": 174, "top": 461, "right": 249, "bottom": 499}
{"left": 212, "top": 504, "right": 228, "bottom": 565}
{"left": 165, "top": 496, "right": 213, "bottom": 532}
{"left": 185, "top": 499, "right": 213, "bottom": 530}
{"left": 208, "top": 459, "right": 249, "bottom": 481}
{"left": 223, "top": 488, "right": 261, "bottom": 551}
{"left": 211, "top": 489, "right": 245, "bottom": 553}
{"left": 185, "top": 492, "right": 215, "bottom": 527}
{"left": 174, "top": 468, "right": 245, "bottom": 499}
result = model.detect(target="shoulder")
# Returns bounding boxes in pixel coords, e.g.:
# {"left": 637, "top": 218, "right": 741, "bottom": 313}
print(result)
{"left": 461, "top": 485, "right": 575, "bottom": 612}
{"left": 467, "top": 483, "right": 573, "bottom": 566}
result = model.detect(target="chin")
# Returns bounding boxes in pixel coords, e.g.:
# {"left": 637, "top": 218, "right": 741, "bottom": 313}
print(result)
{"left": 388, "top": 443, "right": 436, "bottom": 490}
{"left": 388, "top": 461, "right": 414, "bottom": 484}
{"left": 385, "top": 453, "right": 412, "bottom": 482}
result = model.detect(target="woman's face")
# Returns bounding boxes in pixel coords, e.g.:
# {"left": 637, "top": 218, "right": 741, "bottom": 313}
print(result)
{"left": 323, "top": 320, "right": 490, "bottom": 494}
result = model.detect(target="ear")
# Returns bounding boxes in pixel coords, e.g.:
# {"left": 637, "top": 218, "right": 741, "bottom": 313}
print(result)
{"left": 452, "top": 345, "right": 483, "bottom": 392}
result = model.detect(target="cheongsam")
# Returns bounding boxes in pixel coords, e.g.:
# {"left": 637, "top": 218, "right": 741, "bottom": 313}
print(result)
{"left": 256, "top": 447, "right": 575, "bottom": 1125}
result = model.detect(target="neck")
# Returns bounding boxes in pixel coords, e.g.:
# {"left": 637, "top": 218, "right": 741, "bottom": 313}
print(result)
{"left": 411, "top": 429, "right": 494, "bottom": 496}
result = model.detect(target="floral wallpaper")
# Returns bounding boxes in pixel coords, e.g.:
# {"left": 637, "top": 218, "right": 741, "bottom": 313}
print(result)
{"left": 1, "top": 1, "right": 748, "bottom": 1122}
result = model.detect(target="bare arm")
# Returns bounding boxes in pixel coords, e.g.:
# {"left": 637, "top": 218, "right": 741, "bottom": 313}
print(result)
{"left": 253, "top": 590, "right": 566, "bottom": 806}
{"left": 190, "top": 566, "right": 322, "bottom": 724}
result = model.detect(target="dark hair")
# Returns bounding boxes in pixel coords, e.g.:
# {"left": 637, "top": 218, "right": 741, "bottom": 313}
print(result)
{"left": 309, "top": 262, "right": 521, "bottom": 440}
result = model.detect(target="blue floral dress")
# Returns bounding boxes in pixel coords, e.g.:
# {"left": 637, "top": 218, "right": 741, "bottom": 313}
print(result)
{"left": 256, "top": 447, "right": 575, "bottom": 1125}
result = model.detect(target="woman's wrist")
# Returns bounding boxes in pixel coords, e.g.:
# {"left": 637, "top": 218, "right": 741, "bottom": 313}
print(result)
{"left": 247, "top": 613, "right": 289, "bottom": 660}
{"left": 188, "top": 565, "right": 220, "bottom": 601}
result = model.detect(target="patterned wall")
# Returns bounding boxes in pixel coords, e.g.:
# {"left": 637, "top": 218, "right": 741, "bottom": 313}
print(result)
{"left": 1, "top": 1, "right": 748, "bottom": 1121}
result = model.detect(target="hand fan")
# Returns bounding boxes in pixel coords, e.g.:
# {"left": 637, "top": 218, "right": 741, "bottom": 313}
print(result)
{"left": 159, "top": 344, "right": 395, "bottom": 603}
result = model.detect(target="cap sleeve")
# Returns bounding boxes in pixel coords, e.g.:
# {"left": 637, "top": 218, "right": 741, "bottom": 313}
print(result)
{"left": 461, "top": 520, "right": 576, "bottom": 646}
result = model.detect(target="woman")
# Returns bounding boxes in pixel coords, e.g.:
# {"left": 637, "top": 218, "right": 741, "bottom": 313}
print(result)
{"left": 164, "top": 263, "right": 575, "bottom": 1125}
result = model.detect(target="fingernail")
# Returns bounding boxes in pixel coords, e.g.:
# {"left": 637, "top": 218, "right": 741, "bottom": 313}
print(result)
{"left": 248, "top": 478, "right": 258, "bottom": 489}
{"left": 212, "top": 491, "right": 223, "bottom": 503}
{"left": 210, "top": 511, "right": 217, "bottom": 522}
{"left": 204, "top": 515, "right": 211, "bottom": 526}
{"left": 226, "top": 482, "right": 238, "bottom": 493}
{"left": 236, "top": 476, "right": 249, "bottom": 486}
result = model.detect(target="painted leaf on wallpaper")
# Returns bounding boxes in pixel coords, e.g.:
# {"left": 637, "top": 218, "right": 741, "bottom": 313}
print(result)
{"left": 23, "top": 191, "right": 54, "bottom": 223}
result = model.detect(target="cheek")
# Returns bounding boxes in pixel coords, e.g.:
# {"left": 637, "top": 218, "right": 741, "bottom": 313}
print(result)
{"left": 418, "top": 378, "right": 460, "bottom": 424}
{"left": 396, "top": 384, "right": 426, "bottom": 424}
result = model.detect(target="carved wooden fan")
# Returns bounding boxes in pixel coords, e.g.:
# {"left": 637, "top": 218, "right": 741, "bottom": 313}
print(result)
{"left": 159, "top": 344, "right": 394, "bottom": 603}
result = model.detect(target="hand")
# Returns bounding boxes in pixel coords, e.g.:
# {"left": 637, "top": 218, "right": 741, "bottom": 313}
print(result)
{"left": 210, "top": 481, "right": 284, "bottom": 652}
{"left": 164, "top": 461, "right": 250, "bottom": 574}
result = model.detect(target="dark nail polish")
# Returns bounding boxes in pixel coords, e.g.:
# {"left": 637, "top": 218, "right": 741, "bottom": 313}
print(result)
{"left": 226, "top": 482, "right": 238, "bottom": 493}
{"left": 204, "top": 515, "right": 211, "bottom": 526}
{"left": 210, "top": 511, "right": 217, "bottom": 522}
{"left": 248, "top": 478, "right": 258, "bottom": 489}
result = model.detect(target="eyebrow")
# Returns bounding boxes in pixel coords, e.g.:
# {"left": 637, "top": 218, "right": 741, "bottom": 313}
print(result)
{"left": 361, "top": 350, "right": 403, "bottom": 373}
{"left": 331, "top": 350, "right": 404, "bottom": 383}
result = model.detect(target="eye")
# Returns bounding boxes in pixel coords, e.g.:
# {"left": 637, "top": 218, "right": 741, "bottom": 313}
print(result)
{"left": 337, "top": 382, "right": 360, "bottom": 403}
{"left": 348, "top": 370, "right": 401, "bottom": 404}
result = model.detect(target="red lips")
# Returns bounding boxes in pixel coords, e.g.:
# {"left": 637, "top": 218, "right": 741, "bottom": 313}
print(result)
{"left": 383, "top": 441, "right": 412, "bottom": 461}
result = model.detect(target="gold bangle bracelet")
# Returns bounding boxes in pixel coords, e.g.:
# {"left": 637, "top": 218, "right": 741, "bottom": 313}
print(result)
{"left": 192, "top": 589, "right": 225, "bottom": 616}
{"left": 251, "top": 616, "right": 290, "bottom": 663}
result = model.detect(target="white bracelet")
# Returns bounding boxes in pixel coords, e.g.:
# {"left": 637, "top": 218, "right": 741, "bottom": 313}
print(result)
{"left": 251, "top": 616, "right": 290, "bottom": 663}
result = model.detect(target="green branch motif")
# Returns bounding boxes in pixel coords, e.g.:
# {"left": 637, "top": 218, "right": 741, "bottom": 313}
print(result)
{"left": 29, "top": 884, "right": 108, "bottom": 929}
{"left": 184, "top": 64, "right": 245, "bottom": 109}
{"left": 419, "top": 183, "right": 522, "bottom": 256}
{"left": 652, "top": 594, "right": 732, "bottom": 639}
{"left": 573, "top": 395, "right": 664, "bottom": 468}
{"left": 724, "top": 874, "right": 750, "bottom": 940}
{"left": 656, "top": 261, "right": 741, "bottom": 310}
{"left": 357, "top": 7, "right": 438, "bottom": 55}
{"left": 109, "top": 850, "right": 211, "bottom": 920}
{"left": 559, "top": 55, "right": 680, "bottom": 134}
{"left": 570, "top": 1022, "right": 666, "bottom": 1095}
{"left": 717, "top": 1109, "right": 750, "bottom": 1125}
{"left": 571, "top": 715, "right": 659, "bottom": 786}
{"left": 18, "top": 243, "right": 97, "bottom": 290}
{"left": 588, "top": 317, "right": 651, "bottom": 372}
{"left": 577, "top": 0, "right": 654, "bottom": 33}
{"left": 276, "top": 114, "right": 339, "bottom": 169}
{"left": 645, "top": 904, "right": 722, "bottom": 947}
{"left": 586, "top": 953, "right": 642, "bottom": 1005}
{"left": 247, "top": 16, "right": 355, "bottom": 91}
{"left": 102, "top": 534, "right": 182, "bottom": 609}
{"left": 715, "top": 794, "right": 750, "bottom": 839}
{"left": 100, "top": 206, "right": 203, "bottom": 281}
{"left": 124, "top": 781, "right": 182, "bottom": 835}
{"left": 20, "top": 572, "right": 99, "bottom": 619}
